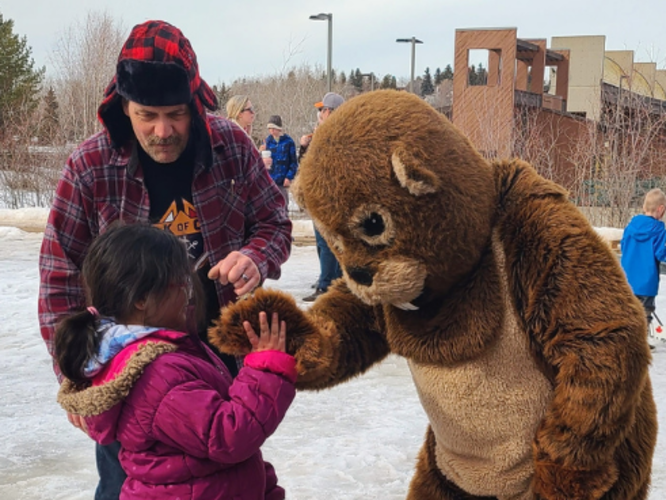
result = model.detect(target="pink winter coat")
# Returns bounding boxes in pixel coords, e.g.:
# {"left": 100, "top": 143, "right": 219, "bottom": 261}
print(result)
{"left": 58, "top": 329, "right": 297, "bottom": 500}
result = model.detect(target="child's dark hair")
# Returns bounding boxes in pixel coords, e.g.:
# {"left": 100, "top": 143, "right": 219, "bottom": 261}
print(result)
{"left": 55, "top": 223, "right": 191, "bottom": 384}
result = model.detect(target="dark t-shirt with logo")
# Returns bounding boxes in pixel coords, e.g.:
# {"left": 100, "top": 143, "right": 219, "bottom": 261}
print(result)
{"left": 139, "top": 144, "right": 234, "bottom": 372}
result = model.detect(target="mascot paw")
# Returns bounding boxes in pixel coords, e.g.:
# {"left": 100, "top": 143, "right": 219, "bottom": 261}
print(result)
{"left": 208, "top": 287, "right": 324, "bottom": 358}
{"left": 533, "top": 460, "right": 618, "bottom": 500}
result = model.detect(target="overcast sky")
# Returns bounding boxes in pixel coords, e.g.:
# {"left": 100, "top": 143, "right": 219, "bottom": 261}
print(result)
{"left": 3, "top": 0, "right": 666, "bottom": 87}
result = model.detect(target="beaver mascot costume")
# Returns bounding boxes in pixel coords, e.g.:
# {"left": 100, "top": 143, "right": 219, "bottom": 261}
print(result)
{"left": 210, "top": 90, "right": 656, "bottom": 500}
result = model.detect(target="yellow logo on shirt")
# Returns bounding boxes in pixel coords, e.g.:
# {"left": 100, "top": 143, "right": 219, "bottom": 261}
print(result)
{"left": 154, "top": 199, "right": 201, "bottom": 236}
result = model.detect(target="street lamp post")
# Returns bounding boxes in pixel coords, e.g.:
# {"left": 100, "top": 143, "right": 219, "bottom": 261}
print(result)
{"left": 310, "top": 13, "right": 333, "bottom": 92}
{"left": 361, "top": 73, "right": 375, "bottom": 91}
{"left": 396, "top": 37, "right": 423, "bottom": 94}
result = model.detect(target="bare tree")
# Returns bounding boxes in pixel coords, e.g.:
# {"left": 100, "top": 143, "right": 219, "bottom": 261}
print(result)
{"left": 48, "top": 11, "right": 127, "bottom": 142}
{"left": 222, "top": 64, "right": 344, "bottom": 146}
{"left": 0, "top": 95, "right": 69, "bottom": 208}
{"left": 570, "top": 91, "right": 666, "bottom": 227}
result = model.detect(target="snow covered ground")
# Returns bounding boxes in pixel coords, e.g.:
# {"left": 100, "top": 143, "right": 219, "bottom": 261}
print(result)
{"left": 1, "top": 217, "right": 666, "bottom": 499}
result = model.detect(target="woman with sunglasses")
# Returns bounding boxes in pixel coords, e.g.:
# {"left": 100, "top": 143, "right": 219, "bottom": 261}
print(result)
{"left": 225, "top": 95, "right": 256, "bottom": 137}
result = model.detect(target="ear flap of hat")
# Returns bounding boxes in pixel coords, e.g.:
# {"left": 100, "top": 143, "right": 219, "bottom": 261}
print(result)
{"left": 97, "top": 92, "right": 133, "bottom": 149}
{"left": 116, "top": 59, "right": 192, "bottom": 106}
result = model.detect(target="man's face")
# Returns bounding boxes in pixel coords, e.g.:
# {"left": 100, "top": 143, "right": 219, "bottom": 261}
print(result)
{"left": 268, "top": 127, "right": 281, "bottom": 140}
{"left": 123, "top": 101, "right": 191, "bottom": 163}
{"left": 319, "top": 107, "right": 332, "bottom": 122}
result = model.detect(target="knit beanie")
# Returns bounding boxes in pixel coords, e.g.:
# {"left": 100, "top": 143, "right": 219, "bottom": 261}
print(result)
{"left": 267, "top": 115, "right": 283, "bottom": 130}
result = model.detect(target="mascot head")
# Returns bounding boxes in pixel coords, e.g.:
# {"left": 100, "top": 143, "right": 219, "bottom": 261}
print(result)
{"left": 294, "top": 90, "right": 497, "bottom": 310}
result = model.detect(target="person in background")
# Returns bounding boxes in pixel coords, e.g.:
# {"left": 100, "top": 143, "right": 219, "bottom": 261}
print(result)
{"left": 299, "top": 93, "right": 345, "bottom": 302}
{"left": 56, "top": 223, "right": 296, "bottom": 500}
{"left": 265, "top": 115, "right": 298, "bottom": 204}
{"left": 38, "top": 20, "right": 291, "bottom": 500}
{"left": 621, "top": 188, "right": 666, "bottom": 347}
{"left": 226, "top": 94, "right": 256, "bottom": 137}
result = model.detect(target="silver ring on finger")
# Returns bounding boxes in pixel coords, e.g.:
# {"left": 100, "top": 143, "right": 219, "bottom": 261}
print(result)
{"left": 241, "top": 273, "right": 250, "bottom": 282}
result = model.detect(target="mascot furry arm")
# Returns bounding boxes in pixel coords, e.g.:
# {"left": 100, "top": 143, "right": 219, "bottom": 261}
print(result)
{"left": 211, "top": 283, "right": 390, "bottom": 390}
{"left": 494, "top": 160, "right": 654, "bottom": 499}
{"left": 209, "top": 90, "right": 655, "bottom": 500}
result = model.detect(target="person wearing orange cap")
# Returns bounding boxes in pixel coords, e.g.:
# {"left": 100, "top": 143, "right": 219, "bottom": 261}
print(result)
{"left": 299, "top": 92, "right": 345, "bottom": 302}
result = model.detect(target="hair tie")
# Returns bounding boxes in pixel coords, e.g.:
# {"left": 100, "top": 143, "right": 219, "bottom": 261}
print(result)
{"left": 87, "top": 306, "right": 99, "bottom": 317}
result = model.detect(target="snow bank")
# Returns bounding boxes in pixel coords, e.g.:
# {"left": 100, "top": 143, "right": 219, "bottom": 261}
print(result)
{"left": 594, "top": 226, "right": 624, "bottom": 242}
{"left": 0, "top": 208, "right": 49, "bottom": 233}
{"left": 0, "top": 208, "right": 626, "bottom": 249}
{"left": 0, "top": 208, "right": 316, "bottom": 239}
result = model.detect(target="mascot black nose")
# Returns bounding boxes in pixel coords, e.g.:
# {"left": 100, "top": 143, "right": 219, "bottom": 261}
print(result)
{"left": 348, "top": 267, "right": 374, "bottom": 286}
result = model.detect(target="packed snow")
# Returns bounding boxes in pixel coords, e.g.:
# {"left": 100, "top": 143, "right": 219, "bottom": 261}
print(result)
{"left": 1, "top": 211, "right": 666, "bottom": 499}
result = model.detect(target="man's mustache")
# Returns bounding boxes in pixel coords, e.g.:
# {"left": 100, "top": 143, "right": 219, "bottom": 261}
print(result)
{"left": 147, "top": 136, "right": 181, "bottom": 146}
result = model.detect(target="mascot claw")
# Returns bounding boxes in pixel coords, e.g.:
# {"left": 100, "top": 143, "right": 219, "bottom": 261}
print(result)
{"left": 393, "top": 301, "right": 419, "bottom": 311}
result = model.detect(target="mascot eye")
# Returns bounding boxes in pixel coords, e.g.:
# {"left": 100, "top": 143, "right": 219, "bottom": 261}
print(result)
{"left": 362, "top": 213, "right": 385, "bottom": 237}
{"left": 350, "top": 205, "right": 394, "bottom": 246}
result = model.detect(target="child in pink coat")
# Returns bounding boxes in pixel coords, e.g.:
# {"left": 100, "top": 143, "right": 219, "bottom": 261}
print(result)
{"left": 56, "top": 224, "right": 296, "bottom": 499}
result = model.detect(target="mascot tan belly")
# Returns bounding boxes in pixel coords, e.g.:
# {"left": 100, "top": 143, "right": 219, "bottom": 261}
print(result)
{"left": 210, "top": 90, "right": 656, "bottom": 500}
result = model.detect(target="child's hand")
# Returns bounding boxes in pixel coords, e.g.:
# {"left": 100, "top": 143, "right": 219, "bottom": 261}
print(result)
{"left": 244, "top": 311, "right": 287, "bottom": 353}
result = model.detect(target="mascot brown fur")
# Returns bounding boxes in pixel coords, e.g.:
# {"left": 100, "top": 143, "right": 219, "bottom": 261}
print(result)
{"left": 209, "top": 90, "right": 656, "bottom": 499}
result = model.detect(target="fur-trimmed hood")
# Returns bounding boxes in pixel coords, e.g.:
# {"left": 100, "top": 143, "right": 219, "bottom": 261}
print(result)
{"left": 58, "top": 340, "right": 178, "bottom": 418}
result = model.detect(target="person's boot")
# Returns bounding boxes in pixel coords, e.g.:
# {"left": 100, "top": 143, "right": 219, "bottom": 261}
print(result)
{"left": 303, "top": 288, "right": 325, "bottom": 302}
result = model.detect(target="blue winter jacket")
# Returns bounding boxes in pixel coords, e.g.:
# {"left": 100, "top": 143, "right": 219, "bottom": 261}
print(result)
{"left": 265, "top": 134, "right": 298, "bottom": 186}
{"left": 621, "top": 214, "right": 666, "bottom": 296}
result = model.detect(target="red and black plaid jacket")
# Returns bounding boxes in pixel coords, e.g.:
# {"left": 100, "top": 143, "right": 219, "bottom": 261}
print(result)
{"left": 38, "top": 116, "right": 292, "bottom": 380}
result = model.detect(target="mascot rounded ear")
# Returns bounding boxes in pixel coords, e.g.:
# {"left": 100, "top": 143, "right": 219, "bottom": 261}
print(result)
{"left": 391, "top": 146, "right": 440, "bottom": 196}
{"left": 290, "top": 173, "right": 306, "bottom": 210}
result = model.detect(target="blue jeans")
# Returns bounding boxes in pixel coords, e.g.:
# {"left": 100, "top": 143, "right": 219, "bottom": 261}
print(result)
{"left": 314, "top": 227, "right": 342, "bottom": 290}
{"left": 95, "top": 441, "right": 126, "bottom": 500}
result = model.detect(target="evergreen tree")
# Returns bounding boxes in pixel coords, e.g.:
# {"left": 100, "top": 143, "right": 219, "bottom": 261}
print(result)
{"left": 442, "top": 64, "right": 454, "bottom": 80}
{"left": 0, "top": 13, "right": 44, "bottom": 131}
{"left": 339, "top": 71, "right": 347, "bottom": 85}
{"left": 421, "top": 67, "right": 434, "bottom": 96}
{"left": 38, "top": 86, "right": 59, "bottom": 143}
{"left": 352, "top": 68, "right": 363, "bottom": 91}
{"left": 468, "top": 65, "right": 486, "bottom": 86}
{"left": 476, "top": 63, "right": 487, "bottom": 85}
{"left": 390, "top": 76, "right": 397, "bottom": 89}
{"left": 212, "top": 83, "right": 230, "bottom": 106}
{"left": 380, "top": 74, "right": 392, "bottom": 89}
{"left": 434, "top": 67, "right": 443, "bottom": 86}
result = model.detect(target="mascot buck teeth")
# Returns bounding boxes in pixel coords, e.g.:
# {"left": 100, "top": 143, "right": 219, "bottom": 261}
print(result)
{"left": 210, "top": 90, "right": 656, "bottom": 500}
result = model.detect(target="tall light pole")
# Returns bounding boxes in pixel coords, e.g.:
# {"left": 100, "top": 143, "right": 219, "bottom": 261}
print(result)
{"left": 310, "top": 13, "right": 333, "bottom": 92}
{"left": 396, "top": 37, "right": 423, "bottom": 94}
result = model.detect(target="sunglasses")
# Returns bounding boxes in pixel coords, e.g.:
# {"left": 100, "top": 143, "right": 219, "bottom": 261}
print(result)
{"left": 241, "top": 107, "right": 255, "bottom": 114}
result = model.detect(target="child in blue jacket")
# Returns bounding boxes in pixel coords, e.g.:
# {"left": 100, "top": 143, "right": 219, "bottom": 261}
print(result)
{"left": 621, "top": 188, "right": 666, "bottom": 331}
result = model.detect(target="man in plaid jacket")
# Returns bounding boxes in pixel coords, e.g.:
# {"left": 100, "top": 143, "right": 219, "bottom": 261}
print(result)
{"left": 38, "top": 20, "right": 291, "bottom": 499}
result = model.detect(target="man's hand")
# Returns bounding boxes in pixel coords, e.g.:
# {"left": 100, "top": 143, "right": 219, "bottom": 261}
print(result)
{"left": 283, "top": 178, "right": 291, "bottom": 187}
{"left": 262, "top": 157, "right": 273, "bottom": 169}
{"left": 208, "top": 251, "right": 260, "bottom": 296}
{"left": 300, "top": 134, "right": 312, "bottom": 147}
{"left": 67, "top": 412, "right": 89, "bottom": 435}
